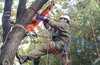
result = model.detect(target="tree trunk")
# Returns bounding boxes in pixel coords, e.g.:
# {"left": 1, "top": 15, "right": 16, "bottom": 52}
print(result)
{"left": 2, "top": 0, "right": 12, "bottom": 42}
{"left": 0, "top": 0, "right": 48, "bottom": 65}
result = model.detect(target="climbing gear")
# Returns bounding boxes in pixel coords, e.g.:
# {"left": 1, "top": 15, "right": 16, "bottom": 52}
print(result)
{"left": 27, "top": 31, "right": 38, "bottom": 37}
{"left": 14, "top": 24, "right": 27, "bottom": 32}
{"left": 9, "top": 24, "right": 28, "bottom": 35}
{"left": 16, "top": 52, "right": 29, "bottom": 64}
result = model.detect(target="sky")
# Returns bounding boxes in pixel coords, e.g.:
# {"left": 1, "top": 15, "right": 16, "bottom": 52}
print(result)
{"left": 0, "top": 1, "right": 4, "bottom": 25}
{"left": 0, "top": 13, "right": 2, "bottom": 25}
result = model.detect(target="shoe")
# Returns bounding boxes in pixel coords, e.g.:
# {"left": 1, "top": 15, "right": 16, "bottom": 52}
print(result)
{"left": 16, "top": 52, "right": 29, "bottom": 64}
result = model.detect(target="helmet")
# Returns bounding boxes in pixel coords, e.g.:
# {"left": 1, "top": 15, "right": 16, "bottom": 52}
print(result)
{"left": 60, "top": 15, "right": 70, "bottom": 21}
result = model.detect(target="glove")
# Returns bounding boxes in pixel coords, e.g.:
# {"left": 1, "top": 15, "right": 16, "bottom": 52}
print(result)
{"left": 36, "top": 15, "right": 44, "bottom": 20}
{"left": 37, "top": 15, "right": 49, "bottom": 23}
{"left": 44, "top": 23, "right": 49, "bottom": 29}
{"left": 43, "top": 19, "right": 49, "bottom": 23}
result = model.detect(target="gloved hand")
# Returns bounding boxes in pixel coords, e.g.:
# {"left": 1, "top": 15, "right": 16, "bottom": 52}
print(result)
{"left": 43, "top": 19, "right": 49, "bottom": 23}
{"left": 36, "top": 15, "right": 49, "bottom": 23}
{"left": 44, "top": 23, "right": 49, "bottom": 29}
{"left": 36, "top": 15, "right": 44, "bottom": 20}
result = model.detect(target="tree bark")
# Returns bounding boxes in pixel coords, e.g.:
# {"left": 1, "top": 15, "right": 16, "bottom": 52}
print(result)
{"left": 16, "top": 0, "right": 27, "bottom": 23}
{"left": 0, "top": 0, "right": 48, "bottom": 65}
{"left": 2, "top": 0, "right": 12, "bottom": 42}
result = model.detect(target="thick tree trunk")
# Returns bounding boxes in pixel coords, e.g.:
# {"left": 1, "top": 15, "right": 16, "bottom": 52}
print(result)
{"left": 0, "top": 0, "right": 48, "bottom": 65}
{"left": 2, "top": 0, "right": 12, "bottom": 42}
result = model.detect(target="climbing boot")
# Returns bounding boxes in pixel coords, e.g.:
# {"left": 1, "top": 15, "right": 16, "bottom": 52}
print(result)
{"left": 16, "top": 52, "right": 29, "bottom": 64}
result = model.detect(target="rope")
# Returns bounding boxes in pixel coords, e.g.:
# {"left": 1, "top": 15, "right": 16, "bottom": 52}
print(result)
{"left": 11, "top": 24, "right": 27, "bottom": 34}
{"left": 45, "top": 40, "right": 70, "bottom": 65}
{"left": 39, "top": 30, "right": 64, "bottom": 64}
{"left": 49, "top": 44, "right": 63, "bottom": 62}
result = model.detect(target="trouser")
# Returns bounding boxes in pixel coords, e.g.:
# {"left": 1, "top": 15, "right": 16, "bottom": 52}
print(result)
{"left": 27, "top": 40, "right": 69, "bottom": 65}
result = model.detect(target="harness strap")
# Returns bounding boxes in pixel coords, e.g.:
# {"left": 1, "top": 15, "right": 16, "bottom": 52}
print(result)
{"left": 15, "top": 24, "right": 26, "bottom": 31}
{"left": 11, "top": 24, "right": 27, "bottom": 34}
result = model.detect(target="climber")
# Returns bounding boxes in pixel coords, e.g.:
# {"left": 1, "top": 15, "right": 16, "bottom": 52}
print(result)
{"left": 16, "top": 15, "right": 71, "bottom": 65}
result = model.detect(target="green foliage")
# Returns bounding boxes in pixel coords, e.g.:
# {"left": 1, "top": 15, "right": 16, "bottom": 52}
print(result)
{"left": 70, "top": 0, "right": 100, "bottom": 41}
{"left": 69, "top": 44, "right": 99, "bottom": 65}
{"left": 69, "top": 0, "right": 100, "bottom": 65}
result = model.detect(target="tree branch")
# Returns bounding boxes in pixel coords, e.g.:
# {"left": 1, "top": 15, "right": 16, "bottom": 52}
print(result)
{"left": 16, "top": 0, "right": 27, "bottom": 23}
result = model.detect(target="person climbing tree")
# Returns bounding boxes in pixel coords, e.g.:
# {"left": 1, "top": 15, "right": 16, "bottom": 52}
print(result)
{"left": 16, "top": 14, "right": 71, "bottom": 65}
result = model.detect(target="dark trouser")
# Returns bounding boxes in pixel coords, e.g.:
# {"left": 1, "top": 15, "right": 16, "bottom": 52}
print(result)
{"left": 27, "top": 40, "right": 69, "bottom": 65}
